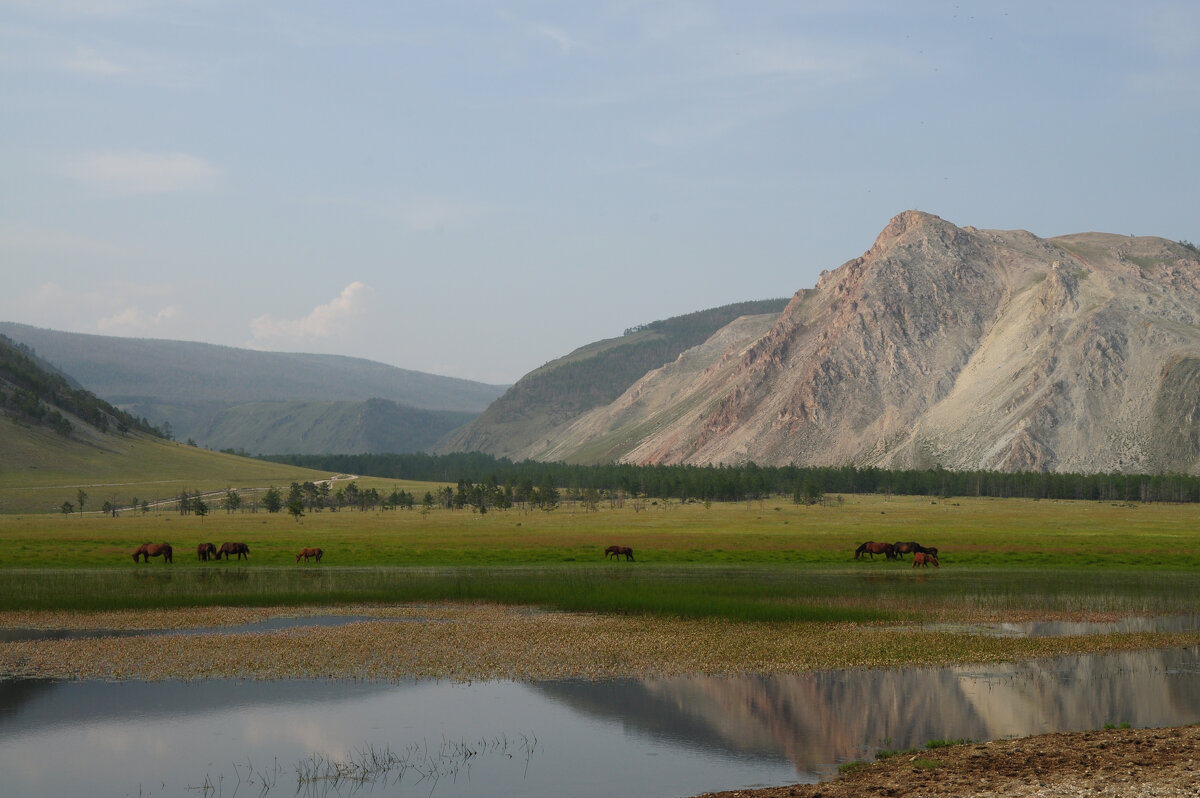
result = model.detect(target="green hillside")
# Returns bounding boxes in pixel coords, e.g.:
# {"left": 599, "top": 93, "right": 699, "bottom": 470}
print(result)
{"left": 188, "top": 397, "right": 476, "bottom": 455}
{"left": 0, "top": 423, "right": 333, "bottom": 514}
{"left": 0, "top": 333, "right": 334, "bottom": 513}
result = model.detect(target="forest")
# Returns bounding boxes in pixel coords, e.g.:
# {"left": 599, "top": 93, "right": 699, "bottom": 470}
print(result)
{"left": 262, "top": 451, "right": 1200, "bottom": 505}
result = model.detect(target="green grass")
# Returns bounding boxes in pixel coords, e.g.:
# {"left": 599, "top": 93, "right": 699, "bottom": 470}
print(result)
{"left": 0, "top": 426, "right": 335, "bottom": 514}
{"left": 3, "top": 494, "right": 1200, "bottom": 619}
{"left": 0, "top": 566, "right": 891, "bottom": 620}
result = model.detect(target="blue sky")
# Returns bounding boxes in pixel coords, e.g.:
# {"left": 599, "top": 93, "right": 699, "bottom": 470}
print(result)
{"left": 2, "top": 1, "right": 1197, "bottom": 385}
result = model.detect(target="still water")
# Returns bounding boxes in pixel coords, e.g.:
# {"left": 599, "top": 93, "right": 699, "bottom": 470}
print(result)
{"left": 3, "top": 645, "right": 1200, "bottom": 798}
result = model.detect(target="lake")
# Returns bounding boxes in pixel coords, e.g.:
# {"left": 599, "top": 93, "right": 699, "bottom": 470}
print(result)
{"left": 3, "top": 643, "right": 1200, "bottom": 797}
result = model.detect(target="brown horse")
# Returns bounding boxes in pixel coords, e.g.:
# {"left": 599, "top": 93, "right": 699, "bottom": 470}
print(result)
{"left": 296, "top": 547, "right": 323, "bottom": 564}
{"left": 133, "top": 543, "right": 173, "bottom": 563}
{"left": 605, "top": 545, "right": 634, "bottom": 561}
{"left": 854, "top": 541, "right": 895, "bottom": 560}
{"left": 217, "top": 541, "right": 250, "bottom": 560}
{"left": 913, "top": 551, "right": 940, "bottom": 568}
{"left": 197, "top": 542, "right": 217, "bottom": 561}
{"left": 892, "top": 541, "right": 922, "bottom": 560}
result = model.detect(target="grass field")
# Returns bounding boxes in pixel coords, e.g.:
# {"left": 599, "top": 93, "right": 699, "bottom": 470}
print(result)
{"left": 0, "top": 425, "right": 337, "bottom": 514}
{"left": 3, "top": 493, "right": 1199, "bottom": 619}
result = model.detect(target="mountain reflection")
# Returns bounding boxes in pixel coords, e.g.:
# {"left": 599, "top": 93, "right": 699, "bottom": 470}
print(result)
{"left": 535, "top": 646, "right": 1200, "bottom": 775}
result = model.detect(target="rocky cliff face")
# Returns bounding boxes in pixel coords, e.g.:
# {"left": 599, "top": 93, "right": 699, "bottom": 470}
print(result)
{"left": 545, "top": 211, "right": 1200, "bottom": 473}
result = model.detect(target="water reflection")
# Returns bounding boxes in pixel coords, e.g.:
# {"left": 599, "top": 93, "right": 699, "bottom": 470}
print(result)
{"left": 0, "top": 614, "right": 382, "bottom": 642}
{"left": 923, "top": 614, "right": 1200, "bottom": 638}
{"left": 2, "top": 646, "right": 1200, "bottom": 797}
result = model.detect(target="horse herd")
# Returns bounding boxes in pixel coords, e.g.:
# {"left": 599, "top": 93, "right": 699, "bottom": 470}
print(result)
{"left": 134, "top": 539, "right": 934, "bottom": 567}
{"left": 854, "top": 540, "right": 940, "bottom": 567}
{"left": 131, "top": 542, "right": 323, "bottom": 564}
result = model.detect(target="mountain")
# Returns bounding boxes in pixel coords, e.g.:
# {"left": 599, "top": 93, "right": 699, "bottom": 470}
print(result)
{"left": 0, "top": 333, "right": 328, "bottom": 513}
{"left": 0, "top": 332, "right": 161, "bottom": 442}
{"left": 170, "top": 398, "right": 476, "bottom": 455}
{"left": 454, "top": 211, "right": 1200, "bottom": 473}
{"left": 0, "top": 324, "right": 507, "bottom": 454}
{"left": 439, "top": 299, "right": 790, "bottom": 459}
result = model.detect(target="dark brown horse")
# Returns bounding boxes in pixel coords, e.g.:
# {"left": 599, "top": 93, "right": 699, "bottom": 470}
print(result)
{"left": 133, "top": 543, "right": 173, "bottom": 563}
{"left": 197, "top": 542, "right": 217, "bottom": 561}
{"left": 913, "top": 551, "right": 940, "bottom": 568}
{"left": 296, "top": 547, "right": 323, "bottom": 564}
{"left": 854, "top": 541, "right": 895, "bottom": 560}
{"left": 605, "top": 545, "right": 634, "bottom": 561}
{"left": 892, "top": 541, "right": 922, "bottom": 560}
{"left": 217, "top": 541, "right": 250, "bottom": 560}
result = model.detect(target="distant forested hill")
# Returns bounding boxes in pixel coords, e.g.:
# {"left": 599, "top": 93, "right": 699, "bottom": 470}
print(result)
{"left": 167, "top": 398, "right": 477, "bottom": 455}
{"left": 0, "top": 333, "right": 162, "bottom": 439}
{"left": 0, "top": 323, "right": 505, "bottom": 409}
{"left": 0, "top": 323, "right": 507, "bottom": 454}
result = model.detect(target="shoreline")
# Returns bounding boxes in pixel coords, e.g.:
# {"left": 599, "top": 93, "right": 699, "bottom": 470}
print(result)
{"left": 2, "top": 603, "right": 1200, "bottom": 681}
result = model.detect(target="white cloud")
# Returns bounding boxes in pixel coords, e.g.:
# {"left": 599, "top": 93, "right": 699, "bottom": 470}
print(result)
{"left": 62, "top": 46, "right": 128, "bottom": 76}
{"left": 97, "top": 305, "right": 177, "bottom": 334}
{"left": 15, "top": 281, "right": 181, "bottom": 337}
{"left": 63, "top": 151, "right": 221, "bottom": 195}
{"left": 531, "top": 24, "right": 580, "bottom": 54}
{"left": 249, "top": 282, "right": 373, "bottom": 350}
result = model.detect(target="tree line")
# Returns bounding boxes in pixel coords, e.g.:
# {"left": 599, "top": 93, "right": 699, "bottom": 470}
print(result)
{"left": 260, "top": 452, "right": 1200, "bottom": 505}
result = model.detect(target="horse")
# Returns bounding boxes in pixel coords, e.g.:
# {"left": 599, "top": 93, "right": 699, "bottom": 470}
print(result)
{"left": 217, "top": 541, "right": 250, "bottom": 560}
{"left": 133, "top": 543, "right": 173, "bottom": 564}
{"left": 197, "top": 542, "right": 217, "bottom": 561}
{"left": 296, "top": 547, "right": 323, "bottom": 564}
{"left": 854, "top": 541, "right": 895, "bottom": 560}
{"left": 912, "top": 551, "right": 940, "bottom": 568}
{"left": 918, "top": 545, "right": 939, "bottom": 558}
{"left": 892, "top": 541, "right": 922, "bottom": 560}
{"left": 605, "top": 545, "right": 634, "bottom": 561}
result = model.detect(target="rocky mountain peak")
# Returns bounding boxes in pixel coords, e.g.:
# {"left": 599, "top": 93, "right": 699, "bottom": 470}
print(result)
{"left": 451, "top": 213, "right": 1200, "bottom": 474}
{"left": 864, "top": 209, "right": 951, "bottom": 259}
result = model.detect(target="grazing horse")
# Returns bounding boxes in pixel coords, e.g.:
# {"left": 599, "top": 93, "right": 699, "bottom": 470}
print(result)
{"left": 913, "top": 551, "right": 940, "bottom": 568}
{"left": 217, "top": 541, "right": 250, "bottom": 560}
{"left": 296, "top": 547, "right": 323, "bottom": 564}
{"left": 605, "top": 545, "right": 634, "bottom": 561}
{"left": 918, "top": 545, "right": 939, "bottom": 558}
{"left": 197, "top": 542, "right": 217, "bottom": 561}
{"left": 133, "top": 543, "right": 173, "bottom": 564}
{"left": 854, "top": 541, "right": 895, "bottom": 560}
{"left": 892, "top": 541, "right": 922, "bottom": 560}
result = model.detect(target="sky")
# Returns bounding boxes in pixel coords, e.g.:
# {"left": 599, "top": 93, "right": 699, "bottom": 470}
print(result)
{"left": 2, "top": 1, "right": 1198, "bottom": 385}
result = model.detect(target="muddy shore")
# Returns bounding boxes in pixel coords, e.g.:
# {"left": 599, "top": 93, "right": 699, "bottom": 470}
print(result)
{"left": 695, "top": 725, "right": 1200, "bottom": 798}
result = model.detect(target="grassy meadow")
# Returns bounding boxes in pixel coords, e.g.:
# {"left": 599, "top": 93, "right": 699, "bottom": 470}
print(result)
{"left": 0, "top": 426, "right": 337, "bottom": 514}
{"left": 3, "top": 492, "right": 1200, "bottom": 620}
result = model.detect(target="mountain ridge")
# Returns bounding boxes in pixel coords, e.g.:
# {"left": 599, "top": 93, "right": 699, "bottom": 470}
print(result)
{"left": 456, "top": 211, "right": 1200, "bottom": 474}
{"left": 0, "top": 323, "right": 508, "bottom": 454}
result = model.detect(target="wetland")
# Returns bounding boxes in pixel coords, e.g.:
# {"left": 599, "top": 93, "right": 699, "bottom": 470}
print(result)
{"left": 2, "top": 496, "right": 1200, "bottom": 796}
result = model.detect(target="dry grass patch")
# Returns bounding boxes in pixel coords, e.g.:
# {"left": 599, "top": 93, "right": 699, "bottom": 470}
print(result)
{"left": 4, "top": 603, "right": 1200, "bottom": 682}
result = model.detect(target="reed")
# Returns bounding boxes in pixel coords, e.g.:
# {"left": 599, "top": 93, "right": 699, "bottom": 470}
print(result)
{"left": 2, "top": 564, "right": 1198, "bottom": 622}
